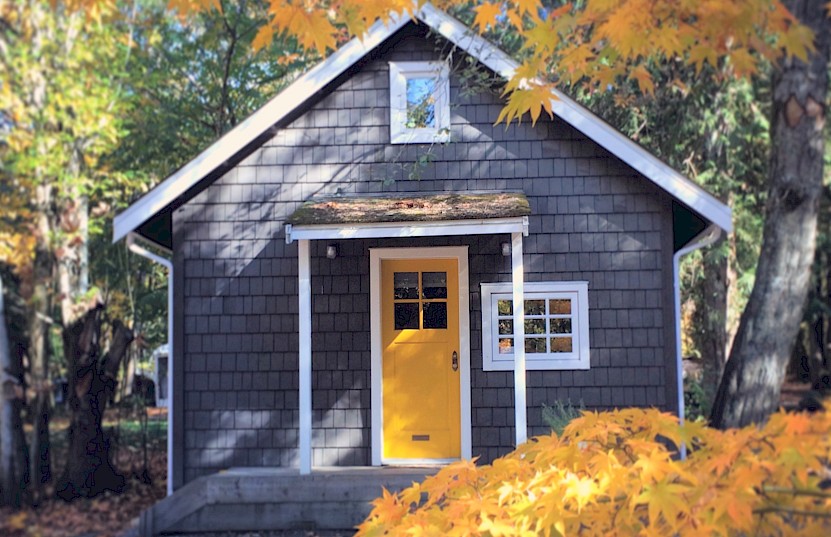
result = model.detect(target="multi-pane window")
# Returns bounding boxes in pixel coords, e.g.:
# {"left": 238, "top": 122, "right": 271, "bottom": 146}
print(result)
{"left": 389, "top": 61, "right": 450, "bottom": 144}
{"left": 481, "top": 282, "right": 590, "bottom": 371}
{"left": 393, "top": 271, "right": 448, "bottom": 330}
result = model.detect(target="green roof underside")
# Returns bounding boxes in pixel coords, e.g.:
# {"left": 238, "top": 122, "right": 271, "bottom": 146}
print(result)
{"left": 672, "top": 200, "right": 708, "bottom": 251}
{"left": 288, "top": 192, "right": 531, "bottom": 226}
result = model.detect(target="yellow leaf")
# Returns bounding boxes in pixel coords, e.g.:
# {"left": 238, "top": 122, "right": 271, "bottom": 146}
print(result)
{"left": 252, "top": 23, "right": 275, "bottom": 51}
{"left": 780, "top": 22, "right": 815, "bottom": 62}
{"left": 474, "top": 2, "right": 503, "bottom": 31}
{"left": 8, "top": 511, "right": 28, "bottom": 530}
{"left": 728, "top": 48, "right": 757, "bottom": 78}
{"left": 634, "top": 479, "right": 690, "bottom": 528}
{"left": 268, "top": 3, "right": 336, "bottom": 55}
{"left": 631, "top": 65, "right": 654, "bottom": 95}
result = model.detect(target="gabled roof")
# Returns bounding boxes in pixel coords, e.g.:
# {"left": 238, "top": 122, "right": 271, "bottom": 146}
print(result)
{"left": 113, "top": 3, "right": 732, "bottom": 246}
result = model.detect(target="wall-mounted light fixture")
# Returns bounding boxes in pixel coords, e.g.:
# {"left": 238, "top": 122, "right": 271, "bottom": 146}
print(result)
{"left": 501, "top": 242, "right": 511, "bottom": 257}
{"left": 326, "top": 244, "right": 339, "bottom": 259}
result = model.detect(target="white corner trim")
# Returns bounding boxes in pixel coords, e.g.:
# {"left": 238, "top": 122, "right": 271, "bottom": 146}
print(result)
{"left": 369, "top": 246, "right": 471, "bottom": 465}
{"left": 114, "top": 2, "right": 732, "bottom": 245}
{"left": 286, "top": 217, "right": 527, "bottom": 244}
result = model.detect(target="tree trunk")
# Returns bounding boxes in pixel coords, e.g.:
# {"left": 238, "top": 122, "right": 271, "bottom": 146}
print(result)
{"left": 710, "top": 0, "right": 830, "bottom": 428}
{"left": 28, "top": 184, "right": 53, "bottom": 502}
{"left": 0, "top": 277, "right": 29, "bottom": 507}
{"left": 692, "top": 237, "right": 730, "bottom": 408}
{"left": 57, "top": 301, "right": 132, "bottom": 500}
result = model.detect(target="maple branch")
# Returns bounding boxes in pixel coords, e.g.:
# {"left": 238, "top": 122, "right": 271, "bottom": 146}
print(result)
{"left": 753, "top": 506, "right": 831, "bottom": 519}
{"left": 761, "top": 486, "right": 831, "bottom": 499}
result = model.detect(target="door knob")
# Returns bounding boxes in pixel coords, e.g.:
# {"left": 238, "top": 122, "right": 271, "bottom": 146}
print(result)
{"left": 452, "top": 351, "right": 458, "bottom": 371}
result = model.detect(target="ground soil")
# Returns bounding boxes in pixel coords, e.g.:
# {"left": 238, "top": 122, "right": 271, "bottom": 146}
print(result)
{"left": 0, "top": 407, "right": 167, "bottom": 537}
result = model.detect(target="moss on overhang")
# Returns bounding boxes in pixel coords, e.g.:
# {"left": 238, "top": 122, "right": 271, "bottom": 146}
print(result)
{"left": 288, "top": 192, "right": 531, "bottom": 226}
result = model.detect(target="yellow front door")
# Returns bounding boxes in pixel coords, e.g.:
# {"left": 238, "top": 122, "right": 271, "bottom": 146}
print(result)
{"left": 381, "top": 258, "right": 461, "bottom": 460}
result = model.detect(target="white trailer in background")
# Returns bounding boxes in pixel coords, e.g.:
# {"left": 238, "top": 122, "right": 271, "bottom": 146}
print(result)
{"left": 152, "top": 344, "right": 169, "bottom": 409}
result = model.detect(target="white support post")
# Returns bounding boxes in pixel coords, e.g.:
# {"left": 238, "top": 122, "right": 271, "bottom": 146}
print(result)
{"left": 298, "top": 239, "right": 312, "bottom": 474}
{"left": 511, "top": 232, "right": 527, "bottom": 445}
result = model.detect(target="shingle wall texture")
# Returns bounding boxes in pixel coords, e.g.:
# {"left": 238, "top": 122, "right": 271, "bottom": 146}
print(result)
{"left": 172, "top": 24, "right": 678, "bottom": 485}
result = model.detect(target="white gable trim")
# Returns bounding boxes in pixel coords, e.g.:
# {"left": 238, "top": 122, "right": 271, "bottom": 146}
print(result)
{"left": 113, "top": 3, "right": 732, "bottom": 243}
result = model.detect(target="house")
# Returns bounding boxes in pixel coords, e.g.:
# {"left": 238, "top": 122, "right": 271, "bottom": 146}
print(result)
{"left": 114, "top": 2, "right": 731, "bottom": 514}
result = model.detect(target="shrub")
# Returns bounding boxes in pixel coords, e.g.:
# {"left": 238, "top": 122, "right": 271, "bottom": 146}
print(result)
{"left": 684, "top": 377, "right": 710, "bottom": 421}
{"left": 357, "top": 404, "right": 831, "bottom": 536}
{"left": 541, "top": 400, "right": 584, "bottom": 435}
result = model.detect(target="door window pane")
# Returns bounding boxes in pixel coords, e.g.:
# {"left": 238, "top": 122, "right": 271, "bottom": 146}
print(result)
{"left": 422, "top": 272, "right": 447, "bottom": 299}
{"left": 394, "top": 272, "right": 419, "bottom": 299}
{"left": 423, "top": 302, "right": 447, "bottom": 329}
{"left": 394, "top": 303, "right": 419, "bottom": 330}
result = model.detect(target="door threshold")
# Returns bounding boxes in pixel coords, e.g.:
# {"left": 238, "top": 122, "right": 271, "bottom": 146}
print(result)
{"left": 382, "top": 458, "right": 459, "bottom": 466}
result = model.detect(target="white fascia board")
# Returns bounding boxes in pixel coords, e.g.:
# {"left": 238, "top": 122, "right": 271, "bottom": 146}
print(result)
{"left": 112, "top": 12, "right": 413, "bottom": 244}
{"left": 285, "top": 217, "right": 526, "bottom": 243}
{"left": 417, "top": 4, "right": 733, "bottom": 234}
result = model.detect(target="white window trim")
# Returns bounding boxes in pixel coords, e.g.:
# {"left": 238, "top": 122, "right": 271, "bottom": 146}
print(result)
{"left": 481, "top": 281, "right": 590, "bottom": 371}
{"left": 389, "top": 61, "right": 450, "bottom": 144}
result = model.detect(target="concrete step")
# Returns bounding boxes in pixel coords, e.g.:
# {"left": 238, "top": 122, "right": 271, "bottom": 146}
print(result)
{"left": 139, "top": 467, "right": 433, "bottom": 537}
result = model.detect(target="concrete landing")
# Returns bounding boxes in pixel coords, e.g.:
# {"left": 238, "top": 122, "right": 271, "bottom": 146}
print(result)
{"left": 139, "top": 467, "right": 435, "bottom": 537}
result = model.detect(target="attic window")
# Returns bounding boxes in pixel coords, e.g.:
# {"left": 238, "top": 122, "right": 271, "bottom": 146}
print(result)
{"left": 389, "top": 61, "right": 450, "bottom": 144}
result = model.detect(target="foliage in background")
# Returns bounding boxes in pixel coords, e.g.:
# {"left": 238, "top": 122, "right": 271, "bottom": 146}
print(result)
{"left": 581, "top": 67, "right": 770, "bottom": 411}
{"left": 114, "top": 0, "right": 309, "bottom": 183}
{"left": 684, "top": 377, "right": 710, "bottom": 422}
{"left": 358, "top": 405, "right": 831, "bottom": 536}
{"left": 541, "top": 400, "right": 584, "bottom": 436}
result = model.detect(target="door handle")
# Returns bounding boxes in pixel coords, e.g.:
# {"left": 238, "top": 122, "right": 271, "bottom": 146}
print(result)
{"left": 452, "top": 351, "right": 458, "bottom": 371}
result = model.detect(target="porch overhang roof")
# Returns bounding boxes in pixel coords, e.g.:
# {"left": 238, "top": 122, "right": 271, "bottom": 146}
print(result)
{"left": 284, "top": 192, "right": 531, "bottom": 243}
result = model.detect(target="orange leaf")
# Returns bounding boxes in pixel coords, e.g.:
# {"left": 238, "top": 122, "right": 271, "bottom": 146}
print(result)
{"left": 474, "top": 2, "right": 503, "bottom": 31}
{"left": 631, "top": 65, "right": 654, "bottom": 95}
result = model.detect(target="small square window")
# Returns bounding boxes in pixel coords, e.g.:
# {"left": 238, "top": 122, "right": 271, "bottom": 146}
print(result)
{"left": 480, "top": 281, "right": 590, "bottom": 371}
{"left": 389, "top": 61, "right": 450, "bottom": 144}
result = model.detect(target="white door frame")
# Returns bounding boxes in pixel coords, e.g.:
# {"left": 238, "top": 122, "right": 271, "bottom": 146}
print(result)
{"left": 369, "top": 246, "right": 472, "bottom": 465}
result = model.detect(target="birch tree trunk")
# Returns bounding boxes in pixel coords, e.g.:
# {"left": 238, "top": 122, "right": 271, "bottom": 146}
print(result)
{"left": 28, "top": 184, "right": 53, "bottom": 501}
{"left": 0, "top": 277, "right": 29, "bottom": 507}
{"left": 710, "top": 0, "right": 830, "bottom": 428}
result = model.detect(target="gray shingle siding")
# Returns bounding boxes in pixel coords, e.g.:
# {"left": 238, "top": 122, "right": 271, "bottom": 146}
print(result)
{"left": 172, "top": 25, "right": 678, "bottom": 485}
